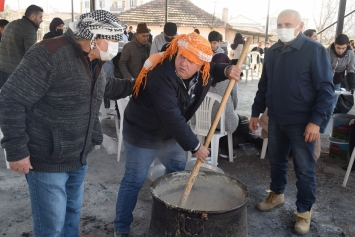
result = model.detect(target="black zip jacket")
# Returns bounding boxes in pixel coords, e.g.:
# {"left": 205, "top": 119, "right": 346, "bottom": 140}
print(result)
{"left": 123, "top": 57, "right": 230, "bottom": 151}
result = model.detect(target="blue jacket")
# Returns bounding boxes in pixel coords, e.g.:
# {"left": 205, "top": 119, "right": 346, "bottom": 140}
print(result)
{"left": 123, "top": 57, "right": 229, "bottom": 151}
{"left": 252, "top": 34, "right": 334, "bottom": 126}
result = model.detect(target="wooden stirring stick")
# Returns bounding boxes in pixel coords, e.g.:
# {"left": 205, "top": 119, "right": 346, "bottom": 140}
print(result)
{"left": 178, "top": 37, "right": 253, "bottom": 208}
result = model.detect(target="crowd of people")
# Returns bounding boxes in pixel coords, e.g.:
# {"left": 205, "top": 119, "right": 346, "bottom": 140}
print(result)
{"left": 0, "top": 4, "right": 354, "bottom": 237}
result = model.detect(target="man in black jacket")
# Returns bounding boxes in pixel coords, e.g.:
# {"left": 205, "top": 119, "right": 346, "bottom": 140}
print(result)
{"left": 0, "top": 5, "right": 43, "bottom": 88}
{"left": 0, "top": 10, "right": 131, "bottom": 236}
{"left": 113, "top": 32, "right": 241, "bottom": 237}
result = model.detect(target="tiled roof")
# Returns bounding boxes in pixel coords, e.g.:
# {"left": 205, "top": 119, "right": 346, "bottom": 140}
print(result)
{"left": 115, "top": 0, "right": 232, "bottom": 28}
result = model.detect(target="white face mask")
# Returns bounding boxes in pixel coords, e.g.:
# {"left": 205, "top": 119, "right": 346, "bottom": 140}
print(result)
{"left": 277, "top": 22, "right": 301, "bottom": 43}
{"left": 96, "top": 40, "right": 119, "bottom": 61}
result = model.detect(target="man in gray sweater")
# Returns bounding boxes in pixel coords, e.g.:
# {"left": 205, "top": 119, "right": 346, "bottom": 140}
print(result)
{"left": 0, "top": 4, "right": 43, "bottom": 88}
{"left": 0, "top": 10, "right": 132, "bottom": 236}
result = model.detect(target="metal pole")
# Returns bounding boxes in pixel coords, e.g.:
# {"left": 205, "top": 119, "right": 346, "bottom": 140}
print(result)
{"left": 71, "top": 0, "right": 74, "bottom": 22}
{"left": 336, "top": 0, "right": 347, "bottom": 36}
{"left": 90, "top": 0, "right": 96, "bottom": 11}
{"left": 318, "top": 9, "right": 355, "bottom": 34}
{"left": 265, "top": 0, "right": 270, "bottom": 43}
{"left": 165, "top": 0, "right": 168, "bottom": 23}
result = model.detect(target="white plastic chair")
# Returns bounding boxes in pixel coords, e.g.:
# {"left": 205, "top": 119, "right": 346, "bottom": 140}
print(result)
{"left": 342, "top": 148, "right": 355, "bottom": 187}
{"left": 260, "top": 138, "right": 268, "bottom": 159}
{"left": 114, "top": 97, "right": 130, "bottom": 162}
{"left": 241, "top": 55, "right": 251, "bottom": 81}
{"left": 188, "top": 92, "right": 233, "bottom": 166}
{"left": 4, "top": 149, "right": 9, "bottom": 169}
{"left": 249, "top": 51, "right": 261, "bottom": 79}
{"left": 0, "top": 101, "right": 9, "bottom": 169}
{"left": 99, "top": 100, "right": 115, "bottom": 122}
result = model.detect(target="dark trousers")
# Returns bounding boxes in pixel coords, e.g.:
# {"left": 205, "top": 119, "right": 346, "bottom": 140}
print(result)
{"left": 219, "top": 135, "right": 229, "bottom": 151}
{"left": 104, "top": 98, "right": 110, "bottom": 108}
{"left": 0, "top": 71, "right": 11, "bottom": 89}
{"left": 349, "top": 125, "right": 355, "bottom": 168}
{"left": 268, "top": 119, "right": 316, "bottom": 212}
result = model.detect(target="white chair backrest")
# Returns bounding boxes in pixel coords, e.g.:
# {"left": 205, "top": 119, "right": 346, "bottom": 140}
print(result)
{"left": 194, "top": 92, "right": 226, "bottom": 137}
{"left": 249, "top": 51, "right": 260, "bottom": 65}
{"left": 241, "top": 55, "right": 251, "bottom": 70}
{"left": 117, "top": 96, "right": 129, "bottom": 119}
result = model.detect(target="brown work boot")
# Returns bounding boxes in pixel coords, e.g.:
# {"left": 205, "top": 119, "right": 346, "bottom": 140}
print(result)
{"left": 294, "top": 208, "right": 312, "bottom": 235}
{"left": 256, "top": 191, "right": 284, "bottom": 212}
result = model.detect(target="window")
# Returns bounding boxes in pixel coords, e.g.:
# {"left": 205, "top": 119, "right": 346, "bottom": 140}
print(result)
{"left": 112, "top": 1, "right": 118, "bottom": 8}
{"left": 100, "top": 0, "right": 105, "bottom": 8}
{"left": 85, "top": 1, "right": 89, "bottom": 8}
{"left": 122, "top": 1, "right": 125, "bottom": 8}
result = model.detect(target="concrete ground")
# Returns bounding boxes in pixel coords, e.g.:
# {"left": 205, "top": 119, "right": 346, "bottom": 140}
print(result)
{"left": 1, "top": 74, "right": 355, "bottom": 237}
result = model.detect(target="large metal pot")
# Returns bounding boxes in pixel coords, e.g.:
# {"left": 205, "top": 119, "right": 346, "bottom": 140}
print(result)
{"left": 148, "top": 161, "right": 224, "bottom": 182}
{"left": 148, "top": 171, "right": 249, "bottom": 237}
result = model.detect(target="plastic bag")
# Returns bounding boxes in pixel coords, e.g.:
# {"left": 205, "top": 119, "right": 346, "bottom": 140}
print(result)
{"left": 334, "top": 94, "right": 354, "bottom": 114}
{"left": 249, "top": 122, "right": 262, "bottom": 139}
{"left": 101, "top": 134, "right": 118, "bottom": 154}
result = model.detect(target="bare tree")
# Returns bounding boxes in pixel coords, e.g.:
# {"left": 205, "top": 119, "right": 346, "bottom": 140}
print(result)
{"left": 314, "top": 0, "right": 355, "bottom": 45}
{"left": 313, "top": 0, "right": 338, "bottom": 45}
{"left": 343, "top": 1, "right": 355, "bottom": 39}
{"left": 0, "top": 5, "right": 13, "bottom": 20}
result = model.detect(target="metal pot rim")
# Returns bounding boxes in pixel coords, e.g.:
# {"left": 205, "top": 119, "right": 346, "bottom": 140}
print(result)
{"left": 150, "top": 170, "right": 250, "bottom": 214}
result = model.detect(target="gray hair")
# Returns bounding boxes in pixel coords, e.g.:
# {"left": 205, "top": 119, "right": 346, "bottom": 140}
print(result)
{"left": 278, "top": 9, "right": 302, "bottom": 22}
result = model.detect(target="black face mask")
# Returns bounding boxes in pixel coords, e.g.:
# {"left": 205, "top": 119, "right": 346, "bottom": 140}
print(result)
{"left": 55, "top": 29, "right": 63, "bottom": 36}
{"left": 165, "top": 36, "right": 173, "bottom": 42}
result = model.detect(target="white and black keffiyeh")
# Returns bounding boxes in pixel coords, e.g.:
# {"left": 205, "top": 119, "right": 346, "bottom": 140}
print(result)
{"left": 73, "top": 10, "right": 125, "bottom": 47}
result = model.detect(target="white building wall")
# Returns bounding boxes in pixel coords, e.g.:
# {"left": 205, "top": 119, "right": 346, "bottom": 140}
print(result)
{"left": 81, "top": 0, "right": 113, "bottom": 13}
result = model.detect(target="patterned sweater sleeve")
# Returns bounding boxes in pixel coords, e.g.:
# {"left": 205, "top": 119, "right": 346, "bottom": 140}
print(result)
{"left": 0, "top": 45, "right": 53, "bottom": 161}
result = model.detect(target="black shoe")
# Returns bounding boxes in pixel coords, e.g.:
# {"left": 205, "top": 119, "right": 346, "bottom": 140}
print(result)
{"left": 219, "top": 150, "right": 236, "bottom": 159}
{"left": 114, "top": 233, "right": 129, "bottom": 237}
{"left": 341, "top": 164, "right": 355, "bottom": 171}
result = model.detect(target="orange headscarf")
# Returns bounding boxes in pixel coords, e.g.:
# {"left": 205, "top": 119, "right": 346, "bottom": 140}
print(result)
{"left": 133, "top": 32, "right": 213, "bottom": 97}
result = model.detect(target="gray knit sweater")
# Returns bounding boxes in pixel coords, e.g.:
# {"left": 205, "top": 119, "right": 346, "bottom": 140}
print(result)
{"left": 209, "top": 80, "right": 239, "bottom": 133}
{"left": 0, "top": 16, "right": 38, "bottom": 74}
{"left": 0, "top": 29, "right": 134, "bottom": 172}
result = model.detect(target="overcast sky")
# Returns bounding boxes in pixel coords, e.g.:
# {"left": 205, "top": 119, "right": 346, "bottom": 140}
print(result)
{"left": 5, "top": 0, "right": 353, "bottom": 29}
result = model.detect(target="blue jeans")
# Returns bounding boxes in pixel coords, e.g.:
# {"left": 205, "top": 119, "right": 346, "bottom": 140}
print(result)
{"left": 114, "top": 139, "right": 186, "bottom": 234}
{"left": 268, "top": 119, "right": 316, "bottom": 212}
{"left": 320, "top": 83, "right": 341, "bottom": 133}
{"left": 25, "top": 165, "right": 88, "bottom": 237}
